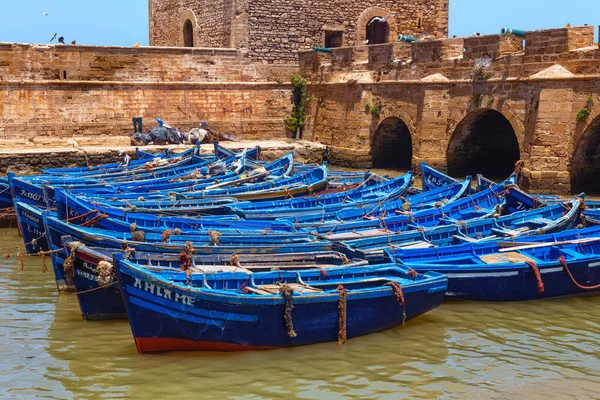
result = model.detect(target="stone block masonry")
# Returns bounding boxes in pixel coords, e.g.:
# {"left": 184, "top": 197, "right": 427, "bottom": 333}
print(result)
{"left": 149, "top": 0, "right": 449, "bottom": 63}
{"left": 0, "top": 43, "right": 295, "bottom": 141}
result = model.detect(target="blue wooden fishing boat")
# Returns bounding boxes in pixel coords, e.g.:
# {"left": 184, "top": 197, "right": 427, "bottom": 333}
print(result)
{"left": 342, "top": 198, "right": 583, "bottom": 262}
{"left": 40, "top": 210, "right": 337, "bottom": 292}
{"left": 390, "top": 230, "right": 600, "bottom": 301}
{"left": 40, "top": 147, "right": 196, "bottom": 175}
{"left": 15, "top": 193, "right": 294, "bottom": 255}
{"left": 279, "top": 179, "right": 471, "bottom": 229}
{"left": 115, "top": 257, "right": 447, "bottom": 352}
{"left": 9, "top": 150, "right": 254, "bottom": 209}
{"left": 214, "top": 142, "right": 261, "bottom": 161}
{"left": 54, "top": 190, "right": 293, "bottom": 231}
{"left": 313, "top": 183, "right": 538, "bottom": 241}
{"left": 0, "top": 180, "right": 14, "bottom": 211}
{"left": 582, "top": 206, "right": 600, "bottom": 226}
{"left": 84, "top": 153, "right": 293, "bottom": 201}
{"left": 228, "top": 173, "right": 412, "bottom": 220}
{"left": 63, "top": 235, "right": 367, "bottom": 320}
{"left": 174, "top": 165, "right": 328, "bottom": 201}
{"left": 421, "top": 162, "right": 471, "bottom": 192}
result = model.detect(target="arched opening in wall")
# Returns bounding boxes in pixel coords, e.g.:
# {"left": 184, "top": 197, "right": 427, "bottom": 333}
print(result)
{"left": 571, "top": 115, "right": 600, "bottom": 194}
{"left": 366, "top": 17, "right": 389, "bottom": 45}
{"left": 372, "top": 117, "right": 412, "bottom": 170}
{"left": 183, "top": 19, "right": 194, "bottom": 47}
{"left": 447, "top": 109, "right": 520, "bottom": 178}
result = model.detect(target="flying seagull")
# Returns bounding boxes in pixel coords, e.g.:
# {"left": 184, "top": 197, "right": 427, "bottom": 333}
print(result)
{"left": 368, "top": 14, "right": 396, "bottom": 25}
{"left": 49, "top": 33, "right": 57, "bottom": 42}
{"left": 41, "top": 11, "right": 50, "bottom": 16}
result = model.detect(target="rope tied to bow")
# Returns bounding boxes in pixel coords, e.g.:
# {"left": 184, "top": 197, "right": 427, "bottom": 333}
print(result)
{"left": 161, "top": 230, "right": 173, "bottom": 243}
{"left": 558, "top": 256, "right": 600, "bottom": 290}
{"left": 337, "top": 284, "right": 347, "bottom": 344}
{"left": 524, "top": 260, "right": 545, "bottom": 293}
{"left": 279, "top": 283, "right": 297, "bottom": 338}
{"left": 129, "top": 222, "right": 146, "bottom": 242}
{"left": 385, "top": 281, "right": 406, "bottom": 325}
{"left": 208, "top": 230, "right": 222, "bottom": 246}
{"left": 97, "top": 261, "right": 114, "bottom": 286}
{"left": 179, "top": 241, "right": 196, "bottom": 284}
{"left": 63, "top": 241, "right": 82, "bottom": 279}
{"left": 229, "top": 254, "right": 241, "bottom": 268}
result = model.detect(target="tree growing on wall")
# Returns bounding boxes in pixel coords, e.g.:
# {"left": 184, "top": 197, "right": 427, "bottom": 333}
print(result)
{"left": 285, "top": 74, "right": 310, "bottom": 139}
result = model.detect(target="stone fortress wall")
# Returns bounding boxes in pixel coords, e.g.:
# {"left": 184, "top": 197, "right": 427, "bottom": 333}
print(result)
{"left": 0, "top": 43, "right": 295, "bottom": 144}
{"left": 298, "top": 25, "right": 600, "bottom": 194}
{"left": 148, "top": 0, "right": 448, "bottom": 63}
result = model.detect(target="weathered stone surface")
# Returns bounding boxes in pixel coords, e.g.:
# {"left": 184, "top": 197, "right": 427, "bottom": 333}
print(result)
{"left": 149, "top": 0, "right": 449, "bottom": 63}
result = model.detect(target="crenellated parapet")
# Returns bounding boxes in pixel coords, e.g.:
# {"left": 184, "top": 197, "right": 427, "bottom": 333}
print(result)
{"left": 300, "top": 25, "right": 600, "bottom": 82}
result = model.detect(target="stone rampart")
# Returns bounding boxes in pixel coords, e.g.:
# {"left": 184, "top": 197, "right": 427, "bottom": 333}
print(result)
{"left": 299, "top": 25, "right": 600, "bottom": 194}
{"left": 0, "top": 43, "right": 294, "bottom": 141}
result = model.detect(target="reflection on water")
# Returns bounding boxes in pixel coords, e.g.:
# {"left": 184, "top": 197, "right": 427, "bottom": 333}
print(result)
{"left": 3, "top": 224, "right": 600, "bottom": 399}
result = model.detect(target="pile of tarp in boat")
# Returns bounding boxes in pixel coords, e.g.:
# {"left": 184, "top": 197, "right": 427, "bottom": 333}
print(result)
{"left": 4, "top": 141, "right": 600, "bottom": 354}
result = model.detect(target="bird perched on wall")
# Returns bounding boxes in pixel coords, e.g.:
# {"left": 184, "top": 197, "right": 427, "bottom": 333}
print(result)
{"left": 71, "top": 40, "right": 77, "bottom": 45}
{"left": 363, "top": 39, "right": 369, "bottom": 45}
{"left": 49, "top": 33, "right": 57, "bottom": 42}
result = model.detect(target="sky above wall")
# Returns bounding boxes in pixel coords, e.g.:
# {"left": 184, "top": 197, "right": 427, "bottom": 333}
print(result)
{"left": 0, "top": 0, "right": 598, "bottom": 46}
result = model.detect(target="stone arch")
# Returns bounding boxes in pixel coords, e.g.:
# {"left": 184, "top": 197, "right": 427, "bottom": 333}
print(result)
{"left": 447, "top": 100, "right": 526, "bottom": 151}
{"left": 570, "top": 115, "right": 600, "bottom": 193}
{"left": 356, "top": 7, "right": 397, "bottom": 45}
{"left": 179, "top": 9, "right": 199, "bottom": 47}
{"left": 371, "top": 117, "right": 413, "bottom": 169}
{"left": 447, "top": 108, "right": 521, "bottom": 178}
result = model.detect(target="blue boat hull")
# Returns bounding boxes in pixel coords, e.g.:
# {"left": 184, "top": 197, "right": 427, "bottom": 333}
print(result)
{"left": 116, "top": 262, "right": 447, "bottom": 352}
{"left": 14, "top": 201, "right": 49, "bottom": 253}
{"left": 70, "top": 247, "right": 126, "bottom": 319}
{"left": 411, "top": 258, "right": 600, "bottom": 301}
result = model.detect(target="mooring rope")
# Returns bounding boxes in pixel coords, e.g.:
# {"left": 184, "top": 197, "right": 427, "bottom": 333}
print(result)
{"left": 385, "top": 281, "right": 406, "bottom": 325}
{"left": 558, "top": 256, "right": 600, "bottom": 290}
{"left": 524, "top": 260, "right": 545, "bottom": 293}
{"left": 279, "top": 283, "right": 297, "bottom": 338}
{"left": 337, "top": 284, "right": 347, "bottom": 344}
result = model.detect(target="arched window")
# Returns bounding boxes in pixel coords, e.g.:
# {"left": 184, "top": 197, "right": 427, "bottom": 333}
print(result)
{"left": 183, "top": 19, "right": 194, "bottom": 47}
{"left": 366, "top": 17, "right": 389, "bottom": 45}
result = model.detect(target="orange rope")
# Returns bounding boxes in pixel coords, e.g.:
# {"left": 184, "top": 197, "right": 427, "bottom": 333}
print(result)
{"left": 64, "top": 209, "right": 98, "bottom": 222}
{"left": 524, "top": 261, "right": 545, "bottom": 293}
{"left": 385, "top": 281, "right": 406, "bottom": 325}
{"left": 558, "top": 256, "right": 600, "bottom": 290}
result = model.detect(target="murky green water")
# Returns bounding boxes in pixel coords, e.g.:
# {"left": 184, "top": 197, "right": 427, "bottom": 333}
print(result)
{"left": 2, "top": 229, "right": 600, "bottom": 399}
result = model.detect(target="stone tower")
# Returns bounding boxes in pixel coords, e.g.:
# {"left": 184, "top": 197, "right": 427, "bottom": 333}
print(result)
{"left": 148, "top": 0, "right": 449, "bottom": 63}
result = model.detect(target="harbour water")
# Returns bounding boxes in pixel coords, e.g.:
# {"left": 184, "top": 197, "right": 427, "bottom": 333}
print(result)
{"left": 2, "top": 229, "right": 600, "bottom": 399}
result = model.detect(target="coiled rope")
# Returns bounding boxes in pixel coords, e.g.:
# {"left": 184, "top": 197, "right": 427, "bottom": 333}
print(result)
{"left": 97, "top": 261, "right": 114, "bottom": 286}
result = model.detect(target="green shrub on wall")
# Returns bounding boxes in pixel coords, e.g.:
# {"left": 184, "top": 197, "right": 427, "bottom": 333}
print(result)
{"left": 284, "top": 74, "right": 310, "bottom": 138}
